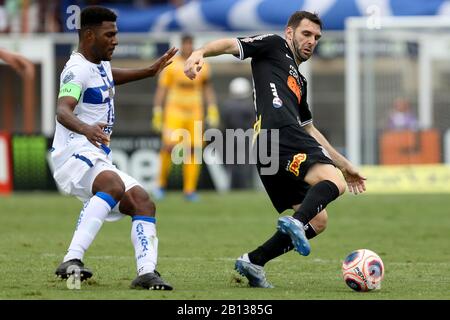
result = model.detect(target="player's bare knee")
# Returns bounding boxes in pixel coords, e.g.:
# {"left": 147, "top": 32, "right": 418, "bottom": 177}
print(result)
{"left": 334, "top": 180, "right": 346, "bottom": 196}
{"left": 319, "top": 168, "right": 346, "bottom": 196}
{"left": 105, "top": 180, "right": 125, "bottom": 201}
{"left": 92, "top": 171, "right": 125, "bottom": 201}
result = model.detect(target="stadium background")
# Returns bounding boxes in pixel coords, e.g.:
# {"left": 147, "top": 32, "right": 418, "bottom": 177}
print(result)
{"left": 0, "top": 0, "right": 449, "bottom": 300}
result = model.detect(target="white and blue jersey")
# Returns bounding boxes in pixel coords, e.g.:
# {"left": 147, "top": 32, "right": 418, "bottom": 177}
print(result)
{"left": 51, "top": 51, "right": 115, "bottom": 169}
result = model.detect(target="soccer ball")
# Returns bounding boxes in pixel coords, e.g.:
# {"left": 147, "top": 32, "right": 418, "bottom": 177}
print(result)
{"left": 342, "top": 249, "right": 384, "bottom": 292}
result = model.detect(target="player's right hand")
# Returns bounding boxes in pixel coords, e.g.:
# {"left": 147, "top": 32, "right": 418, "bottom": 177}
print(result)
{"left": 152, "top": 106, "right": 163, "bottom": 132}
{"left": 184, "top": 50, "right": 204, "bottom": 80}
{"left": 81, "top": 123, "right": 110, "bottom": 148}
{"left": 148, "top": 47, "right": 178, "bottom": 77}
{"left": 341, "top": 164, "right": 367, "bottom": 195}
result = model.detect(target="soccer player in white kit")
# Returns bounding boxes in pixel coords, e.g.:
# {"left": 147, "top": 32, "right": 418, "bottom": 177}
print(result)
{"left": 51, "top": 6, "right": 177, "bottom": 290}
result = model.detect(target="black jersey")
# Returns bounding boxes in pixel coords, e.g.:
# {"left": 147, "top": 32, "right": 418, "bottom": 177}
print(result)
{"left": 235, "top": 34, "right": 312, "bottom": 130}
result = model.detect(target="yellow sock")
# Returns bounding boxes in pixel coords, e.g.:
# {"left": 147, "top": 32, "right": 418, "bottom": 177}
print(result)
{"left": 183, "top": 153, "right": 200, "bottom": 194}
{"left": 158, "top": 149, "right": 172, "bottom": 188}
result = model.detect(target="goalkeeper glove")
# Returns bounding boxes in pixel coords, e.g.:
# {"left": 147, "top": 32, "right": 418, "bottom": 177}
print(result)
{"left": 152, "top": 106, "right": 163, "bottom": 132}
{"left": 206, "top": 104, "right": 220, "bottom": 128}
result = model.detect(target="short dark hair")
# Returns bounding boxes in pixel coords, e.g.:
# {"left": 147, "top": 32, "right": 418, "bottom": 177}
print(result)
{"left": 286, "top": 11, "right": 322, "bottom": 30}
{"left": 80, "top": 6, "right": 117, "bottom": 29}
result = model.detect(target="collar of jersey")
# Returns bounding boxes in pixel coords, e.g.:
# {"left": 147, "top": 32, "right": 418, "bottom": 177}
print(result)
{"left": 72, "top": 51, "right": 103, "bottom": 67}
{"left": 284, "top": 40, "right": 300, "bottom": 70}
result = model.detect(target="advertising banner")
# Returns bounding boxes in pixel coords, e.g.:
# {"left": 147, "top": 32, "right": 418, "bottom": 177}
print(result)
{"left": 0, "top": 132, "right": 12, "bottom": 194}
{"left": 12, "top": 135, "right": 55, "bottom": 191}
{"left": 362, "top": 164, "right": 450, "bottom": 193}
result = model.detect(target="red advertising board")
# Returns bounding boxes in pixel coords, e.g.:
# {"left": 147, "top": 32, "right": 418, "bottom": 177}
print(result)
{"left": 0, "top": 132, "right": 12, "bottom": 194}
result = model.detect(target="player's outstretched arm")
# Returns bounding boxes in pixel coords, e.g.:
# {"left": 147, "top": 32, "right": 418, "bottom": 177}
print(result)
{"left": 0, "top": 48, "right": 35, "bottom": 78}
{"left": 304, "top": 123, "right": 366, "bottom": 195}
{"left": 56, "top": 96, "right": 110, "bottom": 148}
{"left": 184, "top": 38, "right": 239, "bottom": 80}
{"left": 112, "top": 47, "right": 178, "bottom": 85}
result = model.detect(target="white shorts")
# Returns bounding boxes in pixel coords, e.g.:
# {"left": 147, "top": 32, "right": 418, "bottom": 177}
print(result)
{"left": 53, "top": 152, "right": 141, "bottom": 222}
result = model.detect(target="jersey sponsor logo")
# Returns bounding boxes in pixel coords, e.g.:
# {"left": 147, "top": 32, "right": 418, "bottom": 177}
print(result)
{"left": 241, "top": 34, "right": 274, "bottom": 43}
{"left": 287, "top": 75, "right": 301, "bottom": 104}
{"left": 288, "top": 153, "right": 307, "bottom": 177}
{"left": 270, "top": 83, "right": 283, "bottom": 108}
{"left": 289, "top": 65, "right": 299, "bottom": 81}
{"left": 62, "top": 71, "right": 75, "bottom": 84}
{"left": 103, "top": 125, "right": 113, "bottom": 136}
{"left": 273, "top": 97, "right": 283, "bottom": 108}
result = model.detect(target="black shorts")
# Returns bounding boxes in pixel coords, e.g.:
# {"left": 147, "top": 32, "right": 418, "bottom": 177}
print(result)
{"left": 256, "top": 125, "right": 335, "bottom": 213}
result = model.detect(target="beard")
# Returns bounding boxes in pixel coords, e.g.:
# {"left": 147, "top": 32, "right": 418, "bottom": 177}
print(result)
{"left": 103, "top": 52, "right": 113, "bottom": 61}
{"left": 92, "top": 44, "right": 113, "bottom": 62}
{"left": 296, "top": 50, "right": 309, "bottom": 62}
{"left": 292, "top": 33, "right": 312, "bottom": 62}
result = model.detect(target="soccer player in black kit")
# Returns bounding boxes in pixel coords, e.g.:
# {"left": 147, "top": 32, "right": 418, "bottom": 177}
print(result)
{"left": 184, "top": 11, "right": 366, "bottom": 288}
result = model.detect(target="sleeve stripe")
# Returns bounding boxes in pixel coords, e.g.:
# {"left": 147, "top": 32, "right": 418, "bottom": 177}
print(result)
{"left": 235, "top": 38, "right": 244, "bottom": 60}
{"left": 300, "top": 119, "right": 313, "bottom": 127}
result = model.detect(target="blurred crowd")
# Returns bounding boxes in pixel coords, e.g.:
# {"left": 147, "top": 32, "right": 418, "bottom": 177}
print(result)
{"left": 82, "top": 0, "right": 186, "bottom": 7}
{"left": 0, "top": 0, "right": 59, "bottom": 33}
{"left": 0, "top": 0, "right": 186, "bottom": 33}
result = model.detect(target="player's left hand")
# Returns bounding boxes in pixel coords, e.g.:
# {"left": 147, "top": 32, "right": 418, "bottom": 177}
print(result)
{"left": 341, "top": 165, "right": 366, "bottom": 195}
{"left": 148, "top": 47, "right": 178, "bottom": 76}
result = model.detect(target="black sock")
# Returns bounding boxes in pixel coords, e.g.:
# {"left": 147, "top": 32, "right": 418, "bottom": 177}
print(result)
{"left": 248, "top": 231, "right": 293, "bottom": 266}
{"left": 248, "top": 222, "right": 318, "bottom": 266}
{"left": 304, "top": 222, "right": 317, "bottom": 239}
{"left": 293, "top": 180, "right": 339, "bottom": 225}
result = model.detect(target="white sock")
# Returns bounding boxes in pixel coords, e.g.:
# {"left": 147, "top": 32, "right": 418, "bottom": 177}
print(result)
{"left": 63, "top": 192, "right": 117, "bottom": 262}
{"left": 131, "top": 216, "right": 158, "bottom": 276}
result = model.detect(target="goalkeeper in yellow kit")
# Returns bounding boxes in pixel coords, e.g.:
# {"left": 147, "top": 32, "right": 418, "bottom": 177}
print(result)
{"left": 152, "top": 34, "right": 219, "bottom": 201}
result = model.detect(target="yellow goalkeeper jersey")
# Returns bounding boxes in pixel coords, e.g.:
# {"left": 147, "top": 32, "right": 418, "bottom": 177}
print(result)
{"left": 158, "top": 55, "right": 210, "bottom": 111}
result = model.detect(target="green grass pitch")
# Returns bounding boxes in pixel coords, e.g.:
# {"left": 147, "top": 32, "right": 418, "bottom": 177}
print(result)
{"left": 0, "top": 191, "right": 449, "bottom": 300}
